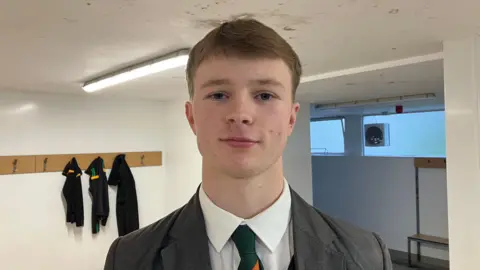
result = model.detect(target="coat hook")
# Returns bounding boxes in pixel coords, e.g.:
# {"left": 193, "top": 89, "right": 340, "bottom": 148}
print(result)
{"left": 43, "top": 158, "right": 48, "bottom": 172}
{"left": 140, "top": 154, "right": 145, "bottom": 166}
{"left": 12, "top": 159, "right": 18, "bottom": 173}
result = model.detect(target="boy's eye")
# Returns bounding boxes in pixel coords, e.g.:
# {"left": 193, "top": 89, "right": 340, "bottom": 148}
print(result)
{"left": 208, "top": 92, "right": 227, "bottom": 100}
{"left": 257, "top": 93, "right": 273, "bottom": 101}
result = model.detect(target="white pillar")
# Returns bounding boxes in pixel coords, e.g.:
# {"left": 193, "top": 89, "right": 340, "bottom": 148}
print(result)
{"left": 283, "top": 102, "right": 313, "bottom": 204}
{"left": 443, "top": 36, "right": 480, "bottom": 269}
{"left": 344, "top": 115, "right": 364, "bottom": 156}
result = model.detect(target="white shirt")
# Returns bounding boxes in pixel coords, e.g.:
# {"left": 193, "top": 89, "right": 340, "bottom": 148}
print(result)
{"left": 199, "top": 179, "right": 294, "bottom": 270}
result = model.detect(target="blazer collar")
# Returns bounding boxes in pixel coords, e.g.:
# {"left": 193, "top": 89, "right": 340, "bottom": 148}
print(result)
{"left": 158, "top": 185, "right": 342, "bottom": 270}
{"left": 289, "top": 188, "right": 344, "bottom": 269}
{"left": 159, "top": 186, "right": 212, "bottom": 270}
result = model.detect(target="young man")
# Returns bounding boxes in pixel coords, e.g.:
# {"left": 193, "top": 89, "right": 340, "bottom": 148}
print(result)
{"left": 104, "top": 19, "right": 393, "bottom": 270}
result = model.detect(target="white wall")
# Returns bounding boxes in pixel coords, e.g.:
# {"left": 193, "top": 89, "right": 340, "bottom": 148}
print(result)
{"left": 161, "top": 99, "right": 203, "bottom": 210}
{"left": 0, "top": 91, "right": 197, "bottom": 270}
{"left": 283, "top": 102, "right": 313, "bottom": 204}
{"left": 312, "top": 156, "right": 449, "bottom": 260}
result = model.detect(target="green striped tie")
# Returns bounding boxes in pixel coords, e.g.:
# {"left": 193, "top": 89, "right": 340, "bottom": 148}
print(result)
{"left": 231, "top": 225, "right": 264, "bottom": 270}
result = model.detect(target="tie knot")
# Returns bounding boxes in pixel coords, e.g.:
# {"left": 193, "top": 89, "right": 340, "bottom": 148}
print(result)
{"left": 231, "top": 225, "right": 256, "bottom": 255}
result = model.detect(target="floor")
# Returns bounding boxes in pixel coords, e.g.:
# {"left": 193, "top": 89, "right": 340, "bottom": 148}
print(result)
{"left": 389, "top": 250, "right": 449, "bottom": 270}
{"left": 393, "top": 262, "right": 449, "bottom": 270}
{"left": 394, "top": 263, "right": 421, "bottom": 270}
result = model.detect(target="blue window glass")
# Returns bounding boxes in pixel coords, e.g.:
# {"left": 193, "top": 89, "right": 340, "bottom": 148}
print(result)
{"left": 310, "top": 118, "right": 345, "bottom": 155}
{"left": 363, "top": 111, "right": 446, "bottom": 157}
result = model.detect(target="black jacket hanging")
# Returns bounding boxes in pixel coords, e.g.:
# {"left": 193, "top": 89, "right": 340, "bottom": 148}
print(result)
{"left": 85, "top": 156, "right": 110, "bottom": 234}
{"left": 62, "top": 157, "right": 84, "bottom": 227}
{"left": 108, "top": 154, "right": 139, "bottom": 236}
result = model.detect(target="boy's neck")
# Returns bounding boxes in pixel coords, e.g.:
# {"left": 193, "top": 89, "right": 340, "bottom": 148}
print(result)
{"left": 201, "top": 158, "right": 285, "bottom": 219}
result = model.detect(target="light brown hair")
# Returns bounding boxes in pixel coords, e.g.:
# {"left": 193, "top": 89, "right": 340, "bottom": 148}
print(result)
{"left": 186, "top": 19, "right": 302, "bottom": 100}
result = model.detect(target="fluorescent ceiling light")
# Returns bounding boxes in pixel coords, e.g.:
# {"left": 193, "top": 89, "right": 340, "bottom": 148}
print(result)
{"left": 4, "top": 102, "right": 38, "bottom": 115}
{"left": 313, "top": 93, "right": 437, "bottom": 110}
{"left": 82, "top": 48, "right": 190, "bottom": 93}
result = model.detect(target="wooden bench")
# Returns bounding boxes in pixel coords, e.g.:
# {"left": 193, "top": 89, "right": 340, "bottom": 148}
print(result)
{"left": 408, "top": 158, "right": 448, "bottom": 267}
{"left": 408, "top": 233, "right": 448, "bottom": 266}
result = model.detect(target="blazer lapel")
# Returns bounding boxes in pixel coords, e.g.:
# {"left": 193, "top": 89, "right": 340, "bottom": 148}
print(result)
{"left": 290, "top": 189, "right": 347, "bottom": 270}
{"left": 159, "top": 188, "right": 212, "bottom": 270}
{"left": 160, "top": 239, "right": 211, "bottom": 270}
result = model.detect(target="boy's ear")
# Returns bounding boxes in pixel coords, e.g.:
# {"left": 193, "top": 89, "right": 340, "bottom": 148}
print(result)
{"left": 185, "top": 101, "right": 197, "bottom": 135}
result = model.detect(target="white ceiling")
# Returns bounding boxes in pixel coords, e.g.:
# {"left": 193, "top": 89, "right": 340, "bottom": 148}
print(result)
{"left": 1, "top": 0, "right": 479, "bottom": 103}
{"left": 299, "top": 58, "right": 444, "bottom": 103}
{"left": 303, "top": 58, "right": 445, "bottom": 117}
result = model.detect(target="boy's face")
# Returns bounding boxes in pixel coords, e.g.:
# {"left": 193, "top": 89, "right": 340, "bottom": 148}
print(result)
{"left": 185, "top": 56, "right": 299, "bottom": 179}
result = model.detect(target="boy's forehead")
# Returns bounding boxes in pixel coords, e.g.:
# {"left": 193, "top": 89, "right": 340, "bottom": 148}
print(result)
{"left": 194, "top": 60, "right": 290, "bottom": 88}
{"left": 195, "top": 56, "right": 291, "bottom": 77}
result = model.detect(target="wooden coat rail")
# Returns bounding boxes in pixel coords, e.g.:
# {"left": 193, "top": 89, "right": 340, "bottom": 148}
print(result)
{"left": 414, "top": 157, "right": 446, "bottom": 169}
{"left": 0, "top": 151, "right": 162, "bottom": 175}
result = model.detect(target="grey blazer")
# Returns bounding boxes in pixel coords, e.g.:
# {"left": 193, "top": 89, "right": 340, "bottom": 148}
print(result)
{"left": 104, "top": 187, "right": 393, "bottom": 270}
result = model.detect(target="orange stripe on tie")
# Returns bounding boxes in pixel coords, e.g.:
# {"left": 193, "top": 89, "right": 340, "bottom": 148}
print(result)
{"left": 252, "top": 261, "right": 260, "bottom": 270}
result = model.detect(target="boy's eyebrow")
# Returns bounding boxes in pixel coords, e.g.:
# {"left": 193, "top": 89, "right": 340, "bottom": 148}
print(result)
{"left": 250, "top": 79, "right": 285, "bottom": 88}
{"left": 200, "top": 79, "right": 232, "bottom": 89}
{"left": 200, "top": 78, "right": 285, "bottom": 89}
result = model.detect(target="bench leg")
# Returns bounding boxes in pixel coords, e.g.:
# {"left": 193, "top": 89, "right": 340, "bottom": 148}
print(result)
{"left": 408, "top": 239, "right": 412, "bottom": 267}
{"left": 417, "top": 241, "right": 421, "bottom": 263}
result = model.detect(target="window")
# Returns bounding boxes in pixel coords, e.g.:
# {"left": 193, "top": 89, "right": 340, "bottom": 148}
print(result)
{"left": 310, "top": 118, "right": 345, "bottom": 155}
{"left": 363, "top": 111, "right": 446, "bottom": 157}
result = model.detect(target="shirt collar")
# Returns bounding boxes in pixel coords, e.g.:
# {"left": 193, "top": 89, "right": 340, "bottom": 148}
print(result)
{"left": 199, "top": 179, "right": 291, "bottom": 253}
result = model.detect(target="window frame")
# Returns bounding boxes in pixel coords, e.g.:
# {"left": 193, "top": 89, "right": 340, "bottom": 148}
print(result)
{"left": 360, "top": 108, "right": 444, "bottom": 118}
{"left": 361, "top": 109, "right": 446, "bottom": 158}
{"left": 310, "top": 116, "right": 346, "bottom": 156}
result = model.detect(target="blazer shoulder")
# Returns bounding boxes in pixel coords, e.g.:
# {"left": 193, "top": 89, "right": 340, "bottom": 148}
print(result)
{"left": 103, "top": 206, "right": 184, "bottom": 270}
{"left": 315, "top": 209, "right": 393, "bottom": 269}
